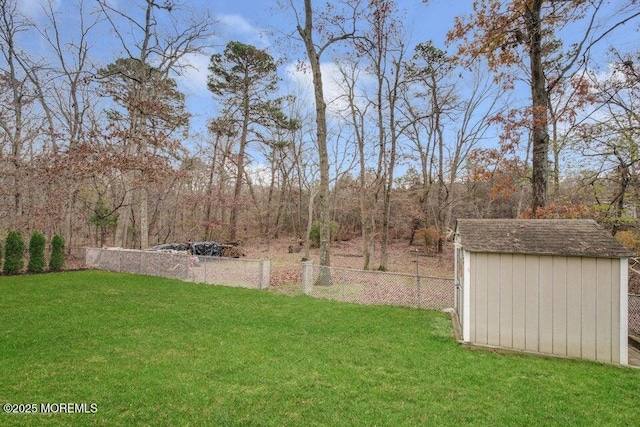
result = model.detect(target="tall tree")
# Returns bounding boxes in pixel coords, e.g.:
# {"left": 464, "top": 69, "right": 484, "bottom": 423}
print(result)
{"left": 357, "top": 0, "right": 408, "bottom": 270}
{"left": 448, "top": 0, "right": 640, "bottom": 214}
{"left": 290, "top": 0, "right": 363, "bottom": 272}
{"left": 98, "top": 57, "right": 189, "bottom": 248}
{"left": 98, "top": 0, "right": 213, "bottom": 248}
{"left": 405, "top": 41, "right": 456, "bottom": 253}
{"left": 577, "top": 53, "right": 640, "bottom": 234}
{"left": 336, "top": 60, "right": 374, "bottom": 269}
{"left": 207, "top": 41, "right": 286, "bottom": 241}
{"left": 0, "top": 0, "right": 33, "bottom": 224}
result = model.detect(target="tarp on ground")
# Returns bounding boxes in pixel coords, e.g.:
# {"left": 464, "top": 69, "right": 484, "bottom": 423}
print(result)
{"left": 149, "top": 243, "right": 190, "bottom": 252}
{"left": 190, "top": 241, "right": 223, "bottom": 257}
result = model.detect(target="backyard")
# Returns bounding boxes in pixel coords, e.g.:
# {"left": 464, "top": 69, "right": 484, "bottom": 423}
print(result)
{"left": 1, "top": 271, "right": 640, "bottom": 426}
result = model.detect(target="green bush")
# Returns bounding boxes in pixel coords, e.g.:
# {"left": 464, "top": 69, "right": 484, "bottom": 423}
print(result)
{"left": 49, "top": 234, "right": 66, "bottom": 271}
{"left": 309, "top": 220, "right": 340, "bottom": 248}
{"left": 27, "top": 231, "right": 46, "bottom": 273}
{"left": 4, "top": 231, "right": 25, "bottom": 274}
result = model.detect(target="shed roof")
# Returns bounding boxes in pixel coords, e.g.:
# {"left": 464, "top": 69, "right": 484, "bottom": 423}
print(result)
{"left": 455, "top": 219, "right": 634, "bottom": 258}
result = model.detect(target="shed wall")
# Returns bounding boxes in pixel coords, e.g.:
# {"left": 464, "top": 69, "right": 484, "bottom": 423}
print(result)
{"left": 469, "top": 253, "right": 621, "bottom": 364}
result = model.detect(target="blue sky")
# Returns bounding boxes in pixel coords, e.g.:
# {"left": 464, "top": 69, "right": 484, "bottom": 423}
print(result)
{"left": 14, "top": 0, "right": 639, "bottom": 176}
{"left": 16, "top": 0, "right": 463, "bottom": 140}
{"left": 180, "top": 0, "right": 464, "bottom": 140}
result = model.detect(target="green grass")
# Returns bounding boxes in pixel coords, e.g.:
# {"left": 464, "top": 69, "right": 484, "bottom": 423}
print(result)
{"left": 1, "top": 271, "right": 639, "bottom": 426}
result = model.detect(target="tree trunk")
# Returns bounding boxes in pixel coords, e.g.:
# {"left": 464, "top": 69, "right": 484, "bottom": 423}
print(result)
{"left": 229, "top": 97, "right": 250, "bottom": 242}
{"left": 526, "top": 0, "right": 550, "bottom": 215}
{"left": 299, "top": 0, "right": 331, "bottom": 277}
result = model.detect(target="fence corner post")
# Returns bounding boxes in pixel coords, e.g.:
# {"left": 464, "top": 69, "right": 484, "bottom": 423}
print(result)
{"left": 301, "top": 260, "right": 313, "bottom": 294}
{"left": 260, "top": 259, "right": 271, "bottom": 289}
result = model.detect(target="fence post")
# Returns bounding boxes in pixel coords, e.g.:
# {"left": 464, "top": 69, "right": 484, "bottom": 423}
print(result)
{"left": 260, "top": 259, "right": 271, "bottom": 289}
{"left": 415, "top": 250, "right": 421, "bottom": 309}
{"left": 301, "top": 260, "right": 313, "bottom": 294}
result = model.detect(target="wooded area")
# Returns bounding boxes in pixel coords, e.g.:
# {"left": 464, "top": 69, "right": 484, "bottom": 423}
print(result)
{"left": 1, "top": 0, "right": 639, "bottom": 269}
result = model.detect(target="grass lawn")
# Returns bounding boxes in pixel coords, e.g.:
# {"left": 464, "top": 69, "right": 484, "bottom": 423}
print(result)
{"left": 1, "top": 271, "right": 640, "bottom": 426}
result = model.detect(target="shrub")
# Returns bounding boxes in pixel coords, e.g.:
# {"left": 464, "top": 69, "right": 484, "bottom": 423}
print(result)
{"left": 27, "top": 231, "right": 46, "bottom": 273}
{"left": 309, "top": 220, "right": 340, "bottom": 248}
{"left": 615, "top": 230, "right": 640, "bottom": 255}
{"left": 49, "top": 234, "right": 66, "bottom": 272}
{"left": 4, "top": 231, "right": 25, "bottom": 274}
{"left": 415, "top": 227, "right": 439, "bottom": 251}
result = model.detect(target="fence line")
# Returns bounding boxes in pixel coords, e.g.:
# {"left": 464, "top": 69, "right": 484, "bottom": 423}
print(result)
{"left": 301, "top": 261, "right": 454, "bottom": 310}
{"left": 630, "top": 294, "right": 640, "bottom": 336}
{"left": 84, "top": 248, "right": 270, "bottom": 289}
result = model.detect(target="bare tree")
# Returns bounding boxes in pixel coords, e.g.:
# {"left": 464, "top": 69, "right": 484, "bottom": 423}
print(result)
{"left": 449, "top": 0, "right": 640, "bottom": 214}
{"left": 577, "top": 55, "right": 640, "bottom": 233}
{"left": 336, "top": 60, "right": 374, "bottom": 268}
{"left": 97, "top": 0, "right": 214, "bottom": 248}
{"left": 289, "top": 0, "right": 364, "bottom": 275}
{"left": 0, "top": 0, "right": 42, "bottom": 226}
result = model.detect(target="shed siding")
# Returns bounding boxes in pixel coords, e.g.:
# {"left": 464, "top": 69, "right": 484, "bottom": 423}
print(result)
{"left": 524, "top": 255, "right": 539, "bottom": 351}
{"left": 611, "top": 262, "right": 621, "bottom": 364}
{"left": 552, "top": 256, "right": 567, "bottom": 356}
{"left": 538, "top": 256, "right": 554, "bottom": 355}
{"left": 468, "top": 253, "right": 621, "bottom": 364}
{"left": 499, "top": 254, "right": 513, "bottom": 348}
{"left": 487, "top": 253, "right": 501, "bottom": 346}
{"left": 472, "top": 252, "right": 488, "bottom": 344}
{"left": 511, "top": 255, "right": 526, "bottom": 350}
{"left": 566, "top": 257, "right": 582, "bottom": 359}
{"left": 581, "top": 260, "right": 597, "bottom": 360}
{"left": 596, "top": 258, "right": 612, "bottom": 362}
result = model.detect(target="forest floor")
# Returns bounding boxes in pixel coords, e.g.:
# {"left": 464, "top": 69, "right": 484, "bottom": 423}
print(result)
{"left": 243, "top": 236, "right": 455, "bottom": 295}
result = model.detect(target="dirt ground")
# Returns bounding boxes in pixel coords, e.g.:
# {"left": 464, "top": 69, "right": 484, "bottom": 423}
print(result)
{"left": 243, "top": 237, "right": 455, "bottom": 293}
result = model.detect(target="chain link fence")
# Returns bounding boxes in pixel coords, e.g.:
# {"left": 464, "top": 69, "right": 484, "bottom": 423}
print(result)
{"left": 301, "top": 261, "right": 454, "bottom": 310}
{"left": 84, "top": 248, "right": 270, "bottom": 289}
{"left": 630, "top": 294, "right": 640, "bottom": 336}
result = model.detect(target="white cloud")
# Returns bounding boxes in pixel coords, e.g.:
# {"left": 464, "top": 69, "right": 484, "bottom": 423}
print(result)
{"left": 218, "top": 14, "right": 269, "bottom": 48}
{"left": 17, "top": 0, "right": 61, "bottom": 19}
{"left": 284, "top": 61, "right": 375, "bottom": 119}
{"left": 177, "top": 52, "right": 211, "bottom": 95}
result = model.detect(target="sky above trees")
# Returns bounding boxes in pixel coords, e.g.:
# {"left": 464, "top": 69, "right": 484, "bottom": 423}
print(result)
{"left": 15, "top": 0, "right": 465, "bottom": 141}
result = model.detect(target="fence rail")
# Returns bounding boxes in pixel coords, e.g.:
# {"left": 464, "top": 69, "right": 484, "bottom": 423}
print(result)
{"left": 84, "top": 248, "right": 270, "bottom": 289}
{"left": 301, "top": 261, "right": 454, "bottom": 310}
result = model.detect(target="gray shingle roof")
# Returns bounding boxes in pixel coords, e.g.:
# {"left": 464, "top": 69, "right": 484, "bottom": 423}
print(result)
{"left": 456, "top": 219, "right": 634, "bottom": 258}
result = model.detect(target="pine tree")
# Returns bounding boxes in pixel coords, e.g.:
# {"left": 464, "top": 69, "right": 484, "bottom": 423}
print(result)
{"left": 27, "top": 231, "right": 46, "bottom": 273}
{"left": 49, "top": 234, "right": 66, "bottom": 272}
{"left": 4, "top": 231, "right": 25, "bottom": 274}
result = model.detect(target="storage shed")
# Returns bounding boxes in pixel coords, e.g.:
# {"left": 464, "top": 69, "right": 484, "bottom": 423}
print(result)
{"left": 454, "top": 219, "right": 633, "bottom": 365}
